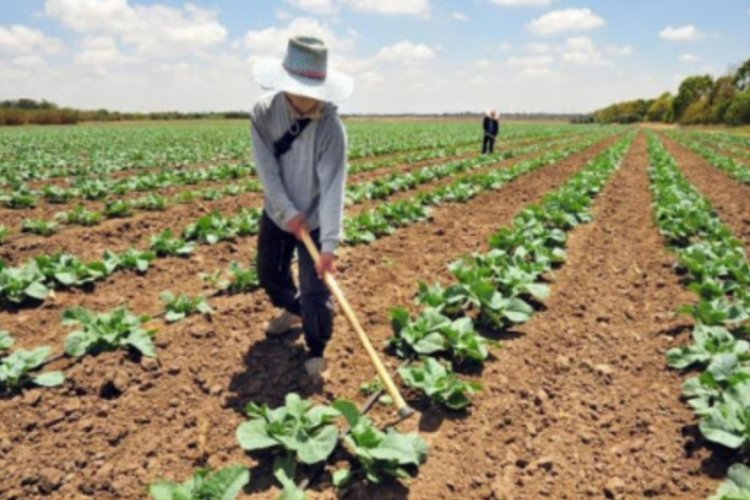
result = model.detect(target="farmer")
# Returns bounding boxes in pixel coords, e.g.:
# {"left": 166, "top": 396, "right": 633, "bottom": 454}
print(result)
{"left": 249, "top": 36, "right": 353, "bottom": 380}
{"left": 482, "top": 110, "right": 500, "bottom": 154}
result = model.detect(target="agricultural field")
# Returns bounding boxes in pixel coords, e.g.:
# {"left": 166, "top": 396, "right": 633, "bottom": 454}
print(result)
{"left": 2, "top": 118, "right": 750, "bottom": 500}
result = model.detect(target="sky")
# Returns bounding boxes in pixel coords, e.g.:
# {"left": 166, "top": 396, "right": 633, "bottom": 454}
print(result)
{"left": 0, "top": 0, "right": 748, "bottom": 114}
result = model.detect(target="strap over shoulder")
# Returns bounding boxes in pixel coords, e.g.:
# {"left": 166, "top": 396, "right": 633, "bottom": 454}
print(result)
{"left": 273, "top": 118, "right": 312, "bottom": 159}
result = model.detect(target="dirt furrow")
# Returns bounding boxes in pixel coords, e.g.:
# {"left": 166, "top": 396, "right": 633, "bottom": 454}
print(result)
{"left": 0, "top": 136, "right": 620, "bottom": 499}
{"left": 398, "top": 132, "right": 717, "bottom": 499}
{"left": 660, "top": 134, "right": 750, "bottom": 252}
{"left": 0, "top": 135, "right": 620, "bottom": 348}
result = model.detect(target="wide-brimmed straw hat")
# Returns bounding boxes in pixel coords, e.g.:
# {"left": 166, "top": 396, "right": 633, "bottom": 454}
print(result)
{"left": 253, "top": 36, "right": 354, "bottom": 102}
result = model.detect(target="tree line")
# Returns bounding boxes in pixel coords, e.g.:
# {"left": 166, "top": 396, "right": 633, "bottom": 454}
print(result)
{"left": 591, "top": 57, "right": 750, "bottom": 126}
{"left": 0, "top": 99, "right": 250, "bottom": 126}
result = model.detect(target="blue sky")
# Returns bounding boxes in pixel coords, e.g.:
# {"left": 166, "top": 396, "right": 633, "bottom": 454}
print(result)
{"left": 0, "top": 0, "right": 748, "bottom": 113}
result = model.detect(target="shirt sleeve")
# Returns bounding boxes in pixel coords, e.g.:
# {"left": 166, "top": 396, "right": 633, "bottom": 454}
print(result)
{"left": 251, "top": 121, "right": 300, "bottom": 224}
{"left": 316, "top": 116, "right": 348, "bottom": 254}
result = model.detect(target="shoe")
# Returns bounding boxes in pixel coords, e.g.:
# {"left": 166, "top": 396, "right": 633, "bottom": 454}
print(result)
{"left": 304, "top": 357, "right": 328, "bottom": 381}
{"left": 266, "top": 310, "right": 302, "bottom": 336}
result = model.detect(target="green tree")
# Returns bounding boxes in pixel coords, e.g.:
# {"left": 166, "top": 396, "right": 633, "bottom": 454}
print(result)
{"left": 733, "top": 57, "right": 750, "bottom": 91}
{"left": 680, "top": 98, "right": 711, "bottom": 125}
{"left": 708, "top": 75, "right": 737, "bottom": 123}
{"left": 725, "top": 89, "right": 750, "bottom": 125}
{"left": 647, "top": 92, "right": 674, "bottom": 122}
{"left": 673, "top": 75, "right": 713, "bottom": 121}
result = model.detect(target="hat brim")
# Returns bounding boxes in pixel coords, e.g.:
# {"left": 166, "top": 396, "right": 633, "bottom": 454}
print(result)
{"left": 253, "top": 57, "right": 354, "bottom": 102}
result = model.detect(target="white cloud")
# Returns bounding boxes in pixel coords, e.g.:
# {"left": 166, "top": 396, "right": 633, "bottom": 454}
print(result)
{"left": 560, "top": 36, "right": 608, "bottom": 66}
{"left": 527, "top": 8, "right": 605, "bottom": 35}
{"left": 490, "top": 0, "right": 556, "bottom": 6}
{"left": 44, "top": 0, "right": 227, "bottom": 57}
{"left": 659, "top": 24, "right": 703, "bottom": 41}
{"left": 525, "top": 42, "right": 551, "bottom": 53}
{"left": 507, "top": 54, "right": 554, "bottom": 68}
{"left": 376, "top": 40, "right": 435, "bottom": 62}
{"left": 470, "top": 75, "right": 488, "bottom": 85}
{"left": 451, "top": 11, "right": 470, "bottom": 22}
{"left": 11, "top": 54, "right": 47, "bottom": 67}
{"left": 0, "top": 24, "right": 64, "bottom": 54}
{"left": 497, "top": 42, "right": 513, "bottom": 52}
{"left": 521, "top": 67, "right": 560, "bottom": 78}
{"left": 286, "top": 0, "right": 338, "bottom": 15}
{"left": 341, "top": 0, "right": 430, "bottom": 17}
{"left": 605, "top": 44, "right": 633, "bottom": 56}
{"left": 243, "top": 17, "right": 355, "bottom": 58}
{"left": 475, "top": 59, "right": 494, "bottom": 69}
{"left": 679, "top": 53, "right": 701, "bottom": 63}
{"left": 75, "top": 36, "right": 130, "bottom": 65}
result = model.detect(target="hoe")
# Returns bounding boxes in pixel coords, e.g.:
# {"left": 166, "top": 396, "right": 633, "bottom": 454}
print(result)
{"left": 299, "top": 229, "right": 415, "bottom": 421}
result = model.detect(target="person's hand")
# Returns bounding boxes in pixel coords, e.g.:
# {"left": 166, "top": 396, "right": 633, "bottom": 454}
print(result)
{"left": 287, "top": 213, "right": 309, "bottom": 240}
{"left": 316, "top": 252, "right": 336, "bottom": 278}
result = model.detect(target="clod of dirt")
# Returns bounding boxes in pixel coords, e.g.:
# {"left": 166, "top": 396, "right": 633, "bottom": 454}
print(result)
{"left": 604, "top": 476, "right": 626, "bottom": 498}
{"left": 555, "top": 355, "right": 571, "bottom": 371}
{"left": 140, "top": 356, "right": 160, "bottom": 372}
{"left": 594, "top": 364, "right": 614, "bottom": 376}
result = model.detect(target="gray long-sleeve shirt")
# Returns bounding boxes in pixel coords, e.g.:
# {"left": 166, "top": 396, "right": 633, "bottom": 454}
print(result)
{"left": 249, "top": 92, "right": 347, "bottom": 253}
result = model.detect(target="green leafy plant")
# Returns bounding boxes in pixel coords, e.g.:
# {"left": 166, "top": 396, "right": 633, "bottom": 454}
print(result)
{"left": 390, "top": 307, "right": 491, "bottom": 362}
{"left": 104, "top": 199, "right": 134, "bottom": 218}
{"left": 0, "top": 187, "right": 37, "bottom": 209}
{"left": 183, "top": 212, "right": 237, "bottom": 245}
{"left": 0, "top": 259, "right": 50, "bottom": 303}
{"left": 0, "top": 335, "right": 64, "bottom": 392}
{"left": 104, "top": 248, "right": 156, "bottom": 274}
{"left": 134, "top": 194, "right": 168, "bottom": 211}
{"left": 160, "top": 291, "right": 213, "bottom": 323}
{"left": 63, "top": 307, "right": 157, "bottom": 358}
{"left": 711, "top": 463, "right": 750, "bottom": 500}
{"left": 21, "top": 218, "right": 58, "bottom": 237}
{"left": 236, "top": 393, "right": 340, "bottom": 465}
{"left": 150, "top": 229, "right": 195, "bottom": 257}
{"left": 42, "top": 185, "right": 75, "bottom": 204}
{"left": 56, "top": 205, "right": 103, "bottom": 227}
{"left": 333, "top": 400, "right": 428, "bottom": 484}
{"left": 0, "top": 331, "right": 13, "bottom": 350}
{"left": 35, "top": 253, "right": 109, "bottom": 287}
{"left": 399, "top": 357, "right": 482, "bottom": 410}
{"left": 203, "top": 262, "right": 259, "bottom": 294}
{"left": 0, "top": 225, "right": 8, "bottom": 244}
{"left": 149, "top": 465, "right": 250, "bottom": 500}
{"left": 667, "top": 324, "right": 750, "bottom": 370}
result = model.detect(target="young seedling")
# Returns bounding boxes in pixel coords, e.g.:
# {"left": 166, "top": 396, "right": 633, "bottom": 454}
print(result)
{"left": 160, "top": 291, "right": 213, "bottom": 323}
{"left": 149, "top": 465, "right": 250, "bottom": 500}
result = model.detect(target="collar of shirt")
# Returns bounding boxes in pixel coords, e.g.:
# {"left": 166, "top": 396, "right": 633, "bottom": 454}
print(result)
{"left": 284, "top": 96, "right": 325, "bottom": 121}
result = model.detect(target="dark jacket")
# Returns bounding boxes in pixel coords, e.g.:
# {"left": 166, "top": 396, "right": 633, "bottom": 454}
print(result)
{"left": 483, "top": 116, "right": 499, "bottom": 137}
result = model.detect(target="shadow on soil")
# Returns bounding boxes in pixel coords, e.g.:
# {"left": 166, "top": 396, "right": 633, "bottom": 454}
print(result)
{"left": 226, "top": 328, "right": 321, "bottom": 412}
{"left": 682, "top": 424, "right": 738, "bottom": 480}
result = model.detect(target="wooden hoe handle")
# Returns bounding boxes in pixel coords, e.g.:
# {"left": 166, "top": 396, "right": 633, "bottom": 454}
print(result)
{"left": 299, "top": 231, "right": 414, "bottom": 419}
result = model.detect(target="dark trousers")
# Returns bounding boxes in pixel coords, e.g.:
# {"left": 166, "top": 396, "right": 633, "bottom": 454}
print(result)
{"left": 482, "top": 135, "right": 496, "bottom": 154}
{"left": 257, "top": 212, "right": 333, "bottom": 357}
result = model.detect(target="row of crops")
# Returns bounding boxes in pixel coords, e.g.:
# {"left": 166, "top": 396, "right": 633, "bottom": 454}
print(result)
{"left": 0, "top": 121, "right": 577, "bottom": 183}
{"left": 0, "top": 127, "right": 594, "bottom": 246}
{"left": 6, "top": 120, "right": 750, "bottom": 498}
{"left": 0, "top": 128, "right": 619, "bottom": 305}
{"left": 647, "top": 132, "right": 750, "bottom": 499}
{"left": 0, "top": 121, "right": 628, "bottom": 498}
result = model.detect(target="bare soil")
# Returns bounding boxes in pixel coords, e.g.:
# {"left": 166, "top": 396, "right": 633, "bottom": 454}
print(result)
{"left": 0, "top": 133, "right": 729, "bottom": 499}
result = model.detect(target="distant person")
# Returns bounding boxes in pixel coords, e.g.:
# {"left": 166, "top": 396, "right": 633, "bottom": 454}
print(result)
{"left": 249, "top": 36, "right": 353, "bottom": 381}
{"left": 482, "top": 110, "right": 500, "bottom": 154}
